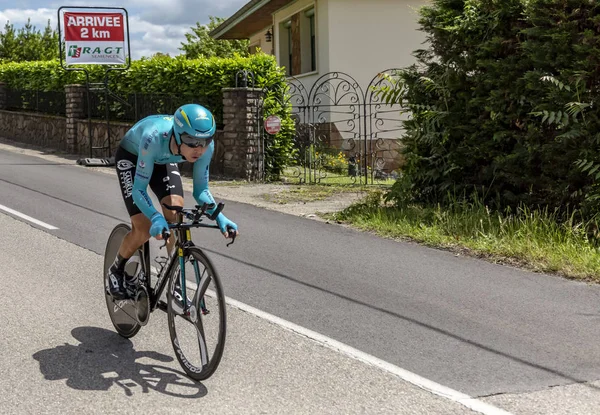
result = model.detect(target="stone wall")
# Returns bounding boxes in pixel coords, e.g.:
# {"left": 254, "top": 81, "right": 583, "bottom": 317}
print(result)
{"left": 0, "top": 110, "right": 67, "bottom": 150}
{"left": 222, "top": 88, "right": 263, "bottom": 180}
{"left": 75, "top": 118, "right": 133, "bottom": 157}
{"left": 65, "top": 85, "right": 85, "bottom": 153}
{"left": 376, "top": 138, "right": 403, "bottom": 172}
{"left": 0, "top": 82, "right": 255, "bottom": 179}
{"left": 323, "top": 121, "right": 404, "bottom": 173}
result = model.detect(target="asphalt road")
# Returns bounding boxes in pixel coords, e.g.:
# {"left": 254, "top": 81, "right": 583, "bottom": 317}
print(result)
{"left": 1, "top": 144, "right": 600, "bottom": 414}
{"left": 0, "top": 211, "right": 479, "bottom": 415}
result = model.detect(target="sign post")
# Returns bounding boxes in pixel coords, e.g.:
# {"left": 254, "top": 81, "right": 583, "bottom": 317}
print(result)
{"left": 58, "top": 6, "right": 131, "bottom": 166}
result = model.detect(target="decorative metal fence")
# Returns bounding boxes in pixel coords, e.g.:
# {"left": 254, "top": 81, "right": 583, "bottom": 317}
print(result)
{"left": 257, "top": 70, "right": 405, "bottom": 185}
{"left": 84, "top": 90, "right": 218, "bottom": 125}
{"left": 81, "top": 87, "right": 221, "bottom": 158}
{"left": 5, "top": 89, "right": 66, "bottom": 116}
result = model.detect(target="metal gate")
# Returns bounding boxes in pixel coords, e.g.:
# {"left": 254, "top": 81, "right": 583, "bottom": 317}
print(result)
{"left": 257, "top": 70, "right": 405, "bottom": 184}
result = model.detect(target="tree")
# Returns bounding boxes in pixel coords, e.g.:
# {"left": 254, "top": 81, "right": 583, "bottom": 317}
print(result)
{"left": 0, "top": 19, "right": 59, "bottom": 62}
{"left": 15, "top": 19, "right": 42, "bottom": 61}
{"left": 0, "top": 21, "right": 18, "bottom": 61}
{"left": 40, "top": 20, "right": 59, "bottom": 60}
{"left": 180, "top": 16, "right": 249, "bottom": 59}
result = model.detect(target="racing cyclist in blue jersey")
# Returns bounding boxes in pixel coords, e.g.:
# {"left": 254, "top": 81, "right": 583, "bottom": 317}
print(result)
{"left": 108, "top": 103, "right": 238, "bottom": 300}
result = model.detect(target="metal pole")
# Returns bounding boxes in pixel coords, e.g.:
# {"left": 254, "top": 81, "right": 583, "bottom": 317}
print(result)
{"left": 104, "top": 72, "right": 111, "bottom": 157}
{"left": 84, "top": 73, "right": 92, "bottom": 158}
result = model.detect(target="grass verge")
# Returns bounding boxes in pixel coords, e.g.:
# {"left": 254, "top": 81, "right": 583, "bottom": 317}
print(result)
{"left": 328, "top": 192, "right": 600, "bottom": 283}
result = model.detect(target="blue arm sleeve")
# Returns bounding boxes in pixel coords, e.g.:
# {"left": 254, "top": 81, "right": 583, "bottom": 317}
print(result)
{"left": 192, "top": 141, "right": 217, "bottom": 211}
{"left": 192, "top": 142, "right": 237, "bottom": 233}
{"left": 132, "top": 133, "right": 160, "bottom": 220}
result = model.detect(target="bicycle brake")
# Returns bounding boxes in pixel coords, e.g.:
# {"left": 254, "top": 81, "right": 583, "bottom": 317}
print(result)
{"left": 226, "top": 233, "right": 236, "bottom": 247}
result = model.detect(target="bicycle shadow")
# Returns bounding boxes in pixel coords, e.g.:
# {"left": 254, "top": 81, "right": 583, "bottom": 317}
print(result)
{"left": 32, "top": 327, "right": 207, "bottom": 398}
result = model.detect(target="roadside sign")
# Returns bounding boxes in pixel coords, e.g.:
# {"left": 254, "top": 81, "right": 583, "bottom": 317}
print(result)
{"left": 264, "top": 115, "right": 282, "bottom": 135}
{"left": 61, "top": 8, "right": 128, "bottom": 65}
{"left": 57, "top": 6, "right": 131, "bottom": 163}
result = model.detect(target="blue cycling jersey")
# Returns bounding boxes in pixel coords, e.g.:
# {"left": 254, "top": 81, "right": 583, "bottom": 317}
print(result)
{"left": 119, "top": 114, "right": 218, "bottom": 220}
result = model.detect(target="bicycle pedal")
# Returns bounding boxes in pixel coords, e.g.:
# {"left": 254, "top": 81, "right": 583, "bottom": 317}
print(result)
{"left": 157, "top": 300, "right": 168, "bottom": 312}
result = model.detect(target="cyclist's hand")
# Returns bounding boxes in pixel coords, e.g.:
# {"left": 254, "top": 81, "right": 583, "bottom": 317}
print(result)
{"left": 216, "top": 214, "right": 238, "bottom": 238}
{"left": 150, "top": 213, "right": 169, "bottom": 239}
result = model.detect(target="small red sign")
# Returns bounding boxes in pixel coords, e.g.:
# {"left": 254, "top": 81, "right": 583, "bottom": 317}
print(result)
{"left": 264, "top": 115, "right": 282, "bottom": 135}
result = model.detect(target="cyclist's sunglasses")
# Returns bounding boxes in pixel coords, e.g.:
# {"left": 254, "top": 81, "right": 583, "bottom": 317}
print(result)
{"left": 180, "top": 132, "right": 213, "bottom": 148}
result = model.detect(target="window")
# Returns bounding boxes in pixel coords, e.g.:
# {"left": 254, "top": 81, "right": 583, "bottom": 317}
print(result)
{"left": 279, "top": 6, "right": 317, "bottom": 77}
{"left": 307, "top": 8, "right": 316, "bottom": 72}
{"left": 287, "top": 22, "right": 292, "bottom": 73}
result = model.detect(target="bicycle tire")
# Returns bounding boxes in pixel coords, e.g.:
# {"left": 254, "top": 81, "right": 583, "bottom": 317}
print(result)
{"left": 167, "top": 246, "right": 227, "bottom": 381}
{"left": 103, "top": 223, "right": 144, "bottom": 338}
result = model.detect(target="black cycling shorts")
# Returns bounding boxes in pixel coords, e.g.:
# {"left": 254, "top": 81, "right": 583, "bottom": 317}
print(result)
{"left": 115, "top": 146, "right": 184, "bottom": 217}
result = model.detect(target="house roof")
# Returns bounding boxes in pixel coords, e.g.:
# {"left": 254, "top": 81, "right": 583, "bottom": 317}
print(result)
{"left": 210, "top": 0, "right": 292, "bottom": 40}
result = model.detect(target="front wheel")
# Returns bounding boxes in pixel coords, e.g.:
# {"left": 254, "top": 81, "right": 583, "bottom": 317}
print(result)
{"left": 167, "top": 246, "right": 227, "bottom": 381}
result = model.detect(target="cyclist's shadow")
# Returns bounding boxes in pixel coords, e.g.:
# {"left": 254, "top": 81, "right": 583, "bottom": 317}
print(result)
{"left": 32, "top": 326, "right": 207, "bottom": 398}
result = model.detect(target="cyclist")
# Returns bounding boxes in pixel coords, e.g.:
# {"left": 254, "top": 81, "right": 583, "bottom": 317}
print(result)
{"left": 107, "top": 103, "right": 238, "bottom": 300}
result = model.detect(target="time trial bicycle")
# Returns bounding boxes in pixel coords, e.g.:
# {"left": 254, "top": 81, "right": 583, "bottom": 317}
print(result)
{"left": 103, "top": 202, "right": 235, "bottom": 381}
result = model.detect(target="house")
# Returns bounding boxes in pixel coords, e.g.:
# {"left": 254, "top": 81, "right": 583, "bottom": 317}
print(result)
{"left": 210, "top": 0, "right": 430, "bottom": 178}
{"left": 210, "top": 0, "right": 429, "bottom": 90}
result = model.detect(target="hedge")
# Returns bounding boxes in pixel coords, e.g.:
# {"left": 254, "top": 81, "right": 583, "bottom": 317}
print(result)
{"left": 381, "top": 0, "right": 600, "bottom": 218}
{"left": 0, "top": 54, "right": 295, "bottom": 178}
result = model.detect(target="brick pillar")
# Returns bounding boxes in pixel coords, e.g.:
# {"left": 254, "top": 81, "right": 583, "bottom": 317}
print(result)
{"left": 0, "top": 82, "right": 6, "bottom": 110}
{"left": 65, "top": 84, "right": 86, "bottom": 154}
{"left": 221, "top": 87, "right": 264, "bottom": 180}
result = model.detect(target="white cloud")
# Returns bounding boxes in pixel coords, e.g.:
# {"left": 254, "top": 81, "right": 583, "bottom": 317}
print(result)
{"left": 0, "top": 8, "right": 55, "bottom": 27}
{"left": 126, "top": 0, "right": 245, "bottom": 25}
{"left": 128, "top": 16, "right": 189, "bottom": 59}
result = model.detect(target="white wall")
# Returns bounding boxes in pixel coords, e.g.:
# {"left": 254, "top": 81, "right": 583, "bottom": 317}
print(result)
{"left": 273, "top": 0, "right": 329, "bottom": 91}
{"left": 327, "top": 0, "right": 428, "bottom": 89}
{"left": 269, "top": 0, "right": 428, "bottom": 96}
{"left": 249, "top": 27, "right": 274, "bottom": 55}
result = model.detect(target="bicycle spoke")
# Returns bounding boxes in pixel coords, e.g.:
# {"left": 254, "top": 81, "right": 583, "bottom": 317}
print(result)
{"left": 195, "top": 323, "right": 209, "bottom": 367}
{"left": 167, "top": 247, "right": 226, "bottom": 381}
{"left": 192, "top": 256, "right": 209, "bottom": 366}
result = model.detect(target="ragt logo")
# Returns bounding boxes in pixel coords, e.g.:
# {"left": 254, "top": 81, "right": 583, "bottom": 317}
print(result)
{"left": 68, "top": 45, "right": 82, "bottom": 58}
{"left": 67, "top": 45, "right": 124, "bottom": 57}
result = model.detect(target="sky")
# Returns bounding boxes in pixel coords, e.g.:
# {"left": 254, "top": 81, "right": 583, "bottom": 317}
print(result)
{"left": 0, "top": 0, "right": 248, "bottom": 59}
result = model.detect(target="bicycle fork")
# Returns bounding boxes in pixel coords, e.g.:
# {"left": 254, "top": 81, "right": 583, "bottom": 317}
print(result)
{"left": 178, "top": 230, "right": 209, "bottom": 316}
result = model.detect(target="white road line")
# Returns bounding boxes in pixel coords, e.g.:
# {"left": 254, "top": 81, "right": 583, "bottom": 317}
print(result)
{"left": 224, "top": 297, "right": 513, "bottom": 415}
{"left": 0, "top": 204, "right": 58, "bottom": 230}
{"left": 151, "top": 269, "right": 511, "bottom": 415}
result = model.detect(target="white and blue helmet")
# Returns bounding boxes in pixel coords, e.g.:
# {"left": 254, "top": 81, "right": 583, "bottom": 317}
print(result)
{"left": 173, "top": 104, "right": 216, "bottom": 148}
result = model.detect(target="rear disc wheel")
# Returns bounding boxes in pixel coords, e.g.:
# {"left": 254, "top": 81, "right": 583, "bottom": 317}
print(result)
{"left": 104, "top": 223, "right": 147, "bottom": 338}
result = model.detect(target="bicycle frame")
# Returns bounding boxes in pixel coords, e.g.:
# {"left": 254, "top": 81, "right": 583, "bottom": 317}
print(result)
{"left": 144, "top": 210, "right": 221, "bottom": 313}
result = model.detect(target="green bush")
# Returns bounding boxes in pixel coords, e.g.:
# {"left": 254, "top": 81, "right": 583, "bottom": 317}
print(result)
{"left": 0, "top": 54, "right": 295, "bottom": 178}
{"left": 316, "top": 149, "right": 348, "bottom": 175}
{"left": 377, "top": 0, "right": 600, "bottom": 219}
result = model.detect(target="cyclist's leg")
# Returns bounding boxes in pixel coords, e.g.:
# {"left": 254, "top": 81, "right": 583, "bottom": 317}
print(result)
{"left": 110, "top": 147, "right": 152, "bottom": 299}
{"left": 119, "top": 213, "right": 150, "bottom": 257}
{"left": 115, "top": 146, "right": 149, "bottom": 257}
{"left": 150, "top": 162, "right": 184, "bottom": 254}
